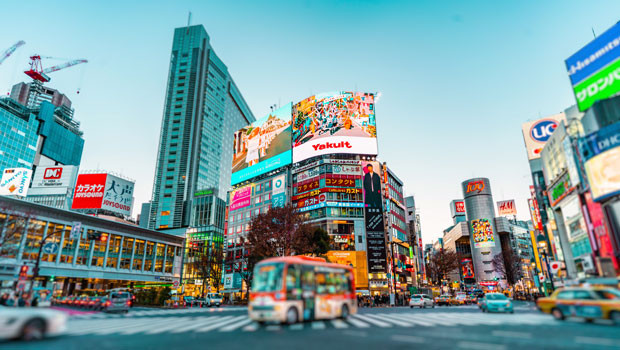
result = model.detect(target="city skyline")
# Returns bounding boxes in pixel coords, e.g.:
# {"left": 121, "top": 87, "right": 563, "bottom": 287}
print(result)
{"left": 2, "top": 1, "right": 620, "bottom": 244}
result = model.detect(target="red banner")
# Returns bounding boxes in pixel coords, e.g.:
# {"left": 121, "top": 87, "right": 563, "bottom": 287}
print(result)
{"left": 71, "top": 173, "right": 107, "bottom": 209}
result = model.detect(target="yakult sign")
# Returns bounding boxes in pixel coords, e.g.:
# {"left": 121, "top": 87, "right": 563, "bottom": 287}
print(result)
{"left": 521, "top": 113, "right": 566, "bottom": 161}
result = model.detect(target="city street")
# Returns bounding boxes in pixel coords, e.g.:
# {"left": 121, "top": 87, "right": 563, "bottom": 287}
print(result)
{"left": 4, "top": 301, "right": 620, "bottom": 350}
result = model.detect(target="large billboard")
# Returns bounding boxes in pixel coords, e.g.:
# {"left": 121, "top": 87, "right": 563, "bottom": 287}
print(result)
{"left": 231, "top": 103, "right": 292, "bottom": 185}
{"left": 521, "top": 113, "right": 566, "bottom": 160}
{"left": 581, "top": 122, "right": 620, "bottom": 201}
{"left": 497, "top": 200, "right": 517, "bottom": 217}
{"left": 0, "top": 168, "right": 32, "bottom": 197}
{"left": 292, "top": 92, "right": 377, "bottom": 163}
{"left": 31, "top": 165, "right": 78, "bottom": 189}
{"left": 565, "top": 21, "right": 620, "bottom": 111}
{"left": 361, "top": 161, "right": 387, "bottom": 273}
{"left": 229, "top": 185, "right": 252, "bottom": 212}
{"left": 326, "top": 250, "right": 369, "bottom": 289}
{"left": 470, "top": 218, "right": 495, "bottom": 248}
{"left": 71, "top": 173, "right": 135, "bottom": 216}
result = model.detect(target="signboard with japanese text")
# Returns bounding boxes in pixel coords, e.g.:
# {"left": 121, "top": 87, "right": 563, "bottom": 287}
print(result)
{"left": 292, "top": 187, "right": 361, "bottom": 201}
{"left": 295, "top": 167, "right": 321, "bottom": 182}
{"left": 230, "top": 185, "right": 252, "bottom": 212}
{"left": 295, "top": 180, "right": 320, "bottom": 194}
{"left": 331, "top": 164, "right": 361, "bottom": 176}
{"left": 272, "top": 174, "right": 286, "bottom": 208}
{"left": 325, "top": 176, "right": 356, "bottom": 187}
{"left": 362, "top": 160, "right": 387, "bottom": 273}
{"left": 71, "top": 173, "right": 107, "bottom": 209}
{"left": 0, "top": 168, "right": 32, "bottom": 197}
{"left": 101, "top": 174, "right": 134, "bottom": 216}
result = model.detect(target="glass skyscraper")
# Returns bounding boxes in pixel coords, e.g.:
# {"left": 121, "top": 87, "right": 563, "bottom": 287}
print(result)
{"left": 149, "top": 25, "right": 255, "bottom": 231}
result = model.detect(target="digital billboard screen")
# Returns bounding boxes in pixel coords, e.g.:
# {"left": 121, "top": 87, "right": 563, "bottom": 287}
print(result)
{"left": 231, "top": 103, "right": 292, "bottom": 185}
{"left": 565, "top": 21, "right": 620, "bottom": 111}
{"left": 292, "top": 92, "right": 377, "bottom": 163}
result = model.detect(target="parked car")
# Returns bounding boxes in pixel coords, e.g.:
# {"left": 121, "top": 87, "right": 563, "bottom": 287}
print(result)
{"left": 537, "top": 287, "right": 620, "bottom": 324}
{"left": 409, "top": 294, "right": 434, "bottom": 308}
{"left": 206, "top": 293, "right": 223, "bottom": 307}
{"left": 104, "top": 292, "right": 131, "bottom": 313}
{"left": 183, "top": 296, "right": 198, "bottom": 307}
{"left": 479, "top": 293, "right": 514, "bottom": 313}
{"left": 435, "top": 295, "right": 452, "bottom": 306}
{"left": 0, "top": 305, "right": 67, "bottom": 341}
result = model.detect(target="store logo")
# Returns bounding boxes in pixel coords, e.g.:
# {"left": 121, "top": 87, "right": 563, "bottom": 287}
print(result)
{"left": 466, "top": 180, "right": 485, "bottom": 194}
{"left": 597, "top": 133, "right": 620, "bottom": 150}
{"left": 530, "top": 120, "right": 558, "bottom": 142}
{"left": 44, "top": 167, "right": 63, "bottom": 179}
{"left": 312, "top": 141, "right": 352, "bottom": 151}
{"left": 455, "top": 201, "right": 465, "bottom": 213}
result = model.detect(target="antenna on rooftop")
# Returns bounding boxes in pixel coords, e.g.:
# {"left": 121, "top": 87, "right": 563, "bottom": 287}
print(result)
{"left": 186, "top": 12, "right": 192, "bottom": 33}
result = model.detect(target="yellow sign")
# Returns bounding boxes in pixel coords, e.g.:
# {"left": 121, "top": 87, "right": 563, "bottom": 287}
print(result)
{"left": 326, "top": 250, "right": 368, "bottom": 289}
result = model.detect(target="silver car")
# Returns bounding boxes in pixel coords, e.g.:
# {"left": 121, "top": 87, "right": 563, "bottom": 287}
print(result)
{"left": 409, "top": 294, "right": 435, "bottom": 308}
{"left": 104, "top": 292, "right": 131, "bottom": 313}
{"left": 206, "top": 293, "right": 223, "bottom": 307}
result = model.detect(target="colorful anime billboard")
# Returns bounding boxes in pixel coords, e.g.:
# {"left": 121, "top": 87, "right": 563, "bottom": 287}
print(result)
{"left": 231, "top": 103, "right": 293, "bottom": 185}
{"left": 292, "top": 92, "right": 377, "bottom": 163}
{"left": 470, "top": 218, "right": 495, "bottom": 248}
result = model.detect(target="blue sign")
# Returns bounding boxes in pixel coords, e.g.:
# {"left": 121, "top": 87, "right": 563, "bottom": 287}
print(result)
{"left": 581, "top": 122, "right": 620, "bottom": 161}
{"left": 297, "top": 201, "right": 365, "bottom": 213}
{"left": 565, "top": 21, "right": 620, "bottom": 86}
{"left": 42, "top": 242, "right": 58, "bottom": 255}
{"left": 530, "top": 120, "right": 558, "bottom": 142}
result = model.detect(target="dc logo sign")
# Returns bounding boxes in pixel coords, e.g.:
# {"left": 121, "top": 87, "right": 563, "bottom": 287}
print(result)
{"left": 530, "top": 120, "right": 558, "bottom": 143}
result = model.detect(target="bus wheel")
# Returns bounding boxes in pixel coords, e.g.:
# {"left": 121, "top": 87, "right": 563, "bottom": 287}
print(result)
{"left": 286, "top": 307, "right": 299, "bottom": 324}
{"left": 340, "top": 305, "right": 349, "bottom": 319}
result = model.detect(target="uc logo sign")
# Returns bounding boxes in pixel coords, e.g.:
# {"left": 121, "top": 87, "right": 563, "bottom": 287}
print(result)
{"left": 530, "top": 120, "right": 557, "bottom": 142}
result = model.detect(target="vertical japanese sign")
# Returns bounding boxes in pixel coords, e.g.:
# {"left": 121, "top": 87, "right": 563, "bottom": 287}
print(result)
{"left": 362, "top": 161, "right": 387, "bottom": 273}
{"left": 272, "top": 174, "right": 286, "bottom": 208}
{"left": 101, "top": 174, "right": 135, "bottom": 216}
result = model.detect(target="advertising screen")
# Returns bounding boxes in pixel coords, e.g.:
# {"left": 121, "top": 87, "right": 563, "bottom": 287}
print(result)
{"left": 585, "top": 146, "right": 620, "bottom": 201}
{"left": 461, "top": 258, "right": 474, "bottom": 279}
{"left": 326, "top": 250, "right": 369, "bottom": 289}
{"left": 497, "top": 200, "right": 517, "bottom": 216}
{"left": 361, "top": 160, "right": 387, "bottom": 273}
{"left": 565, "top": 21, "right": 620, "bottom": 111}
{"left": 231, "top": 103, "right": 292, "bottom": 185}
{"left": 292, "top": 92, "right": 377, "bottom": 163}
{"left": 229, "top": 185, "right": 252, "bottom": 212}
{"left": 71, "top": 173, "right": 107, "bottom": 209}
{"left": 521, "top": 113, "right": 566, "bottom": 160}
{"left": 470, "top": 218, "right": 495, "bottom": 248}
{"left": 272, "top": 174, "right": 286, "bottom": 208}
{"left": 0, "top": 168, "right": 32, "bottom": 197}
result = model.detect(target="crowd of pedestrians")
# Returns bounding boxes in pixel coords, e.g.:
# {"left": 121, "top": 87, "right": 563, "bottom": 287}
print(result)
{"left": 0, "top": 292, "right": 37, "bottom": 307}
{"left": 357, "top": 293, "right": 408, "bottom": 307}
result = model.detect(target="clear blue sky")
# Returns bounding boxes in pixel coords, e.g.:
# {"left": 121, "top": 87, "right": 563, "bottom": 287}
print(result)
{"left": 1, "top": 1, "right": 619, "bottom": 244}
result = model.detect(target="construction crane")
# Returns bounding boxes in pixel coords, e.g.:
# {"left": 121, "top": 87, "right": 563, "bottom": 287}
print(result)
{"left": 24, "top": 55, "right": 88, "bottom": 83}
{"left": 0, "top": 40, "right": 26, "bottom": 66}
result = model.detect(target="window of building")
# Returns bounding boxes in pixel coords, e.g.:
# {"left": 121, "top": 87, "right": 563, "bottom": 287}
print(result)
{"left": 106, "top": 234, "right": 122, "bottom": 268}
{"left": 90, "top": 232, "right": 108, "bottom": 267}
{"left": 144, "top": 241, "right": 155, "bottom": 271}
{"left": 154, "top": 243, "right": 166, "bottom": 272}
{"left": 41, "top": 222, "right": 64, "bottom": 263}
{"left": 133, "top": 239, "right": 145, "bottom": 270}
{"left": 120, "top": 237, "right": 134, "bottom": 269}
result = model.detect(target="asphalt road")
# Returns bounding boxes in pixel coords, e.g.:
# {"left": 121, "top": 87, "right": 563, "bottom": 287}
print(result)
{"left": 5, "top": 301, "right": 620, "bottom": 350}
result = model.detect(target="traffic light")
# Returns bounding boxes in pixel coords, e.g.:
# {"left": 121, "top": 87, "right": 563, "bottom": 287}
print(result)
{"left": 19, "top": 264, "right": 28, "bottom": 277}
{"left": 49, "top": 275, "right": 55, "bottom": 282}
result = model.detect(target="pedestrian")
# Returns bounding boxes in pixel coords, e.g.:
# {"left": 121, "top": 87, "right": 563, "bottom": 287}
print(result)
{"left": 31, "top": 296, "right": 39, "bottom": 307}
{"left": 17, "top": 294, "right": 26, "bottom": 307}
{"left": 0, "top": 293, "right": 8, "bottom": 306}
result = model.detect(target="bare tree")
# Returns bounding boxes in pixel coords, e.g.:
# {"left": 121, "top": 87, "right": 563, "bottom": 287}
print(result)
{"left": 492, "top": 249, "right": 522, "bottom": 286}
{"left": 426, "top": 250, "right": 460, "bottom": 285}
{"left": 189, "top": 240, "right": 224, "bottom": 297}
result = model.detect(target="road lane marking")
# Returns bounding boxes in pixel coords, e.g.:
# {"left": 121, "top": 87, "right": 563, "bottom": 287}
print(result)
{"left": 290, "top": 323, "right": 304, "bottom": 330}
{"left": 219, "top": 318, "right": 254, "bottom": 332}
{"left": 242, "top": 322, "right": 259, "bottom": 332}
{"left": 345, "top": 316, "right": 370, "bottom": 328}
{"left": 351, "top": 314, "right": 391, "bottom": 327}
{"left": 117, "top": 318, "right": 180, "bottom": 335}
{"left": 491, "top": 330, "right": 532, "bottom": 338}
{"left": 144, "top": 318, "right": 200, "bottom": 334}
{"left": 195, "top": 316, "right": 242, "bottom": 332}
{"left": 575, "top": 337, "right": 619, "bottom": 347}
{"left": 265, "top": 325, "right": 281, "bottom": 331}
{"left": 392, "top": 334, "right": 425, "bottom": 344}
{"left": 67, "top": 319, "right": 138, "bottom": 335}
{"left": 458, "top": 341, "right": 506, "bottom": 350}
{"left": 331, "top": 319, "right": 349, "bottom": 328}
{"left": 389, "top": 314, "right": 435, "bottom": 326}
{"left": 343, "top": 330, "right": 367, "bottom": 337}
{"left": 311, "top": 321, "right": 326, "bottom": 330}
{"left": 364, "top": 314, "right": 413, "bottom": 327}
{"left": 170, "top": 316, "right": 224, "bottom": 333}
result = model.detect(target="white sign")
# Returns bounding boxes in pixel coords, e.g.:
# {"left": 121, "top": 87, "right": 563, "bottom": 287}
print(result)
{"left": 521, "top": 113, "right": 566, "bottom": 161}
{"left": 497, "top": 200, "right": 517, "bottom": 216}
{"left": 101, "top": 174, "right": 135, "bottom": 216}
{"left": 0, "top": 168, "right": 32, "bottom": 197}
{"left": 549, "top": 261, "right": 562, "bottom": 274}
{"left": 194, "top": 279, "right": 203, "bottom": 286}
{"left": 223, "top": 273, "right": 233, "bottom": 289}
{"left": 331, "top": 164, "right": 361, "bottom": 176}
{"left": 272, "top": 174, "right": 286, "bottom": 196}
{"left": 295, "top": 167, "right": 320, "bottom": 182}
{"left": 293, "top": 136, "right": 378, "bottom": 163}
{"left": 31, "top": 165, "right": 78, "bottom": 189}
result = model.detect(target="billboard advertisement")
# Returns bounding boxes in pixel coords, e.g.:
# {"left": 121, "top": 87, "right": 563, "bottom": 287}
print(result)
{"left": 497, "top": 200, "right": 517, "bottom": 216}
{"left": 292, "top": 92, "right": 377, "bottom": 163}
{"left": 0, "top": 168, "right": 32, "bottom": 197}
{"left": 585, "top": 146, "right": 620, "bottom": 202}
{"left": 31, "top": 165, "right": 78, "bottom": 189}
{"left": 361, "top": 161, "right": 387, "bottom": 273}
{"left": 71, "top": 173, "right": 107, "bottom": 209}
{"left": 229, "top": 185, "right": 252, "bottom": 212}
{"left": 565, "top": 21, "right": 620, "bottom": 111}
{"left": 450, "top": 200, "right": 465, "bottom": 218}
{"left": 71, "top": 173, "right": 134, "bottom": 216}
{"left": 470, "top": 218, "right": 495, "bottom": 248}
{"left": 326, "top": 250, "right": 369, "bottom": 289}
{"left": 231, "top": 103, "right": 292, "bottom": 185}
{"left": 461, "top": 258, "right": 474, "bottom": 280}
{"left": 521, "top": 113, "right": 566, "bottom": 160}
{"left": 101, "top": 174, "right": 134, "bottom": 216}
{"left": 272, "top": 174, "right": 286, "bottom": 208}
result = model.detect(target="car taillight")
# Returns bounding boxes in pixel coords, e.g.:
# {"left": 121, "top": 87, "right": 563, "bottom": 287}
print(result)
{"left": 420, "top": 298, "right": 424, "bottom": 301}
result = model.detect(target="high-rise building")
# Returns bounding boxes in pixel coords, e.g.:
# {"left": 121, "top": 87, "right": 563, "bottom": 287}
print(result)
{"left": 148, "top": 25, "right": 255, "bottom": 232}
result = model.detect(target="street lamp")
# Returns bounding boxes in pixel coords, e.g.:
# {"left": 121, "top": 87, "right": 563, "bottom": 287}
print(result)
{"left": 536, "top": 234, "right": 555, "bottom": 292}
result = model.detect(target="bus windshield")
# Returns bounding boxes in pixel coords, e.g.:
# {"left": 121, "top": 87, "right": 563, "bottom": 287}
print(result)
{"left": 252, "top": 263, "right": 284, "bottom": 292}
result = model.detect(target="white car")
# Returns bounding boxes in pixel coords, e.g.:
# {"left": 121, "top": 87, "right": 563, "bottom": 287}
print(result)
{"left": 0, "top": 306, "right": 67, "bottom": 341}
{"left": 206, "top": 293, "right": 223, "bottom": 307}
{"left": 409, "top": 294, "right": 435, "bottom": 309}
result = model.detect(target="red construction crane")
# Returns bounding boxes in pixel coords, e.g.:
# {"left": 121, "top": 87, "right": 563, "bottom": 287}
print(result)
{"left": 0, "top": 40, "right": 25, "bottom": 66}
{"left": 24, "top": 55, "right": 88, "bottom": 83}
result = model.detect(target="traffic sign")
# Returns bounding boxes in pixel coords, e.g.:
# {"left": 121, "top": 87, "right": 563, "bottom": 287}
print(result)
{"left": 42, "top": 242, "right": 59, "bottom": 255}
{"left": 549, "top": 261, "right": 561, "bottom": 274}
{"left": 173, "top": 280, "right": 179, "bottom": 287}
{"left": 70, "top": 222, "right": 82, "bottom": 239}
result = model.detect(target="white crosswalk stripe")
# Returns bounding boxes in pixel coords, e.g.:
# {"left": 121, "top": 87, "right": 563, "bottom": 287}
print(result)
{"left": 63, "top": 312, "right": 554, "bottom": 337}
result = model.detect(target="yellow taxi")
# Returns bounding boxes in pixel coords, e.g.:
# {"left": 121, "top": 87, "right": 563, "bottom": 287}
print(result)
{"left": 537, "top": 286, "right": 620, "bottom": 324}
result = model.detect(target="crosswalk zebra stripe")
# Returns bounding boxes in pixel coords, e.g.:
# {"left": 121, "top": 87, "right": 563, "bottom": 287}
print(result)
{"left": 351, "top": 314, "right": 391, "bottom": 327}
{"left": 331, "top": 319, "right": 349, "bottom": 329}
{"left": 391, "top": 314, "right": 436, "bottom": 326}
{"left": 170, "top": 316, "right": 224, "bottom": 333}
{"left": 66, "top": 319, "right": 138, "bottom": 335}
{"left": 242, "top": 322, "right": 259, "bottom": 332}
{"left": 265, "top": 325, "right": 281, "bottom": 331}
{"left": 345, "top": 316, "right": 370, "bottom": 328}
{"left": 219, "top": 318, "right": 254, "bottom": 332}
{"left": 311, "top": 321, "right": 326, "bottom": 330}
{"left": 117, "top": 318, "right": 178, "bottom": 335}
{"left": 290, "top": 323, "right": 304, "bottom": 330}
{"left": 144, "top": 318, "right": 200, "bottom": 334}
{"left": 196, "top": 316, "right": 246, "bottom": 332}
{"left": 365, "top": 313, "right": 414, "bottom": 327}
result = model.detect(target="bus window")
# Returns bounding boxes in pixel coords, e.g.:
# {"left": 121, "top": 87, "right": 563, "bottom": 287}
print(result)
{"left": 252, "top": 263, "right": 284, "bottom": 292}
{"left": 286, "top": 264, "right": 301, "bottom": 300}
{"left": 301, "top": 266, "right": 315, "bottom": 292}
{"left": 316, "top": 272, "right": 327, "bottom": 294}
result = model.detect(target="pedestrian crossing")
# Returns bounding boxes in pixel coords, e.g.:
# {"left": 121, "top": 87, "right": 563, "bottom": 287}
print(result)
{"left": 69, "top": 306, "right": 248, "bottom": 320}
{"left": 64, "top": 312, "right": 555, "bottom": 337}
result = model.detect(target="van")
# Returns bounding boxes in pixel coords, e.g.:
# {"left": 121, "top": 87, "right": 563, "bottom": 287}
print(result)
{"left": 206, "top": 293, "right": 223, "bottom": 307}
{"left": 105, "top": 292, "right": 131, "bottom": 313}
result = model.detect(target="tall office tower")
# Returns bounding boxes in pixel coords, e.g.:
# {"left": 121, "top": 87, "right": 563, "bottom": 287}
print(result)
{"left": 149, "top": 25, "right": 255, "bottom": 232}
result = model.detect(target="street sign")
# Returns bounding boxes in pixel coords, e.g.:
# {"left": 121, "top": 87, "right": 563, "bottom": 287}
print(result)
{"left": 42, "top": 242, "right": 59, "bottom": 255}
{"left": 549, "top": 261, "right": 561, "bottom": 274}
{"left": 195, "top": 279, "right": 203, "bottom": 286}
{"left": 70, "top": 222, "right": 82, "bottom": 240}
{"left": 539, "top": 274, "right": 546, "bottom": 282}
{"left": 173, "top": 280, "right": 179, "bottom": 287}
